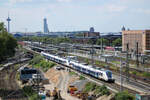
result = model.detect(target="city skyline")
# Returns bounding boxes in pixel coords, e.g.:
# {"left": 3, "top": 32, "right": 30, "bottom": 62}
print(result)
{"left": 0, "top": 0, "right": 150, "bottom": 32}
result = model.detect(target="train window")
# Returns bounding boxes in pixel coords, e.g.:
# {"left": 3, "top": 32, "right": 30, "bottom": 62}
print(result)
{"left": 99, "top": 73, "right": 103, "bottom": 76}
{"left": 82, "top": 68, "right": 86, "bottom": 71}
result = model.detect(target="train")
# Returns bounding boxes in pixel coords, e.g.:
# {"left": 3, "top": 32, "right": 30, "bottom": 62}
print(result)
{"left": 41, "top": 52, "right": 115, "bottom": 82}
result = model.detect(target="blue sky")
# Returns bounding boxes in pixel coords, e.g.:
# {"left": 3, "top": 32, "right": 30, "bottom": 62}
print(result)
{"left": 0, "top": 0, "right": 150, "bottom": 32}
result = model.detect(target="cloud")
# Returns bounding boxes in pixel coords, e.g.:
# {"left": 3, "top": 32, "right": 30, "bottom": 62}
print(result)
{"left": 133, "top": 8, "right": 150, "bottom": 14}
{"left": 57, "top": 0, "right": 72, "bottom": 3}
{"left": 8, "top": 0, "right": 33, "bottom": 5}
{"left": 97, "top": 4, "right": 127, "bottom": 13}
{"left": 107, "top": 4, "right": 127, "bottom": 12}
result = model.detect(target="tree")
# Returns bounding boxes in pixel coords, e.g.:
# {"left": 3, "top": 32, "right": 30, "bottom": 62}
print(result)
{"left": 112, "top": 38, "right": 122, "bottom": 46}
{"left": 0, "top": 22, "right": 17, "bottom": 62}
{"left": 96, "top": 38, "right": 109, "bottom": 46}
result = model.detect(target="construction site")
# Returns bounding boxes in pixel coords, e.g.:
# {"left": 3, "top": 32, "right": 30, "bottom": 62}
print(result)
{"left": 42, "top": 66, "right": 114, "bottom": 100}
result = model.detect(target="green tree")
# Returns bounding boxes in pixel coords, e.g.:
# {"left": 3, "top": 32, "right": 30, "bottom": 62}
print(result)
{"left": 112, "top": 38, "right": 122, "bottom": 46}
{"left": 96, "top": 38, "right": 109, "bottom": 46}
{"left": 0, "top": 22, "right": 17, "bottom": 62}
{"left": 114, "top": 91, "right": 134, "bottom": 100}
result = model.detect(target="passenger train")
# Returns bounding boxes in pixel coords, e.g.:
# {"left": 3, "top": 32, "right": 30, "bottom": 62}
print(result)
{"left": 41, "top": 52, "right": 115, "bottom": 82}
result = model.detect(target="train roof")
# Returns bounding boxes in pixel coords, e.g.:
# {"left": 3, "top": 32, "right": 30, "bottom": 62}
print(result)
{"left": 41, "top": 52, "right": 112, "bottom": 73}
{"left": 71, "top": 61, "right": 111, "bottom": 73}
{"left": 41, "top": 52, "right": 66, "bottom": 61}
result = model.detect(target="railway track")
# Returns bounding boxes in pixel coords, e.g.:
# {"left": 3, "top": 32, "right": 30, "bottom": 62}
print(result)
{"left": 24, "top": 47, "right": 150, "bottom": 94}
{"left": 62, "top": 64, "right": 139, "bottom": 95}
{"left": 0, "top": 61, "right": 28, "bottom": 100}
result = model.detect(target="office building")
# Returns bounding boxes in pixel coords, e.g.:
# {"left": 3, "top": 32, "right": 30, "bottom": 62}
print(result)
{"left": 122, "top": 28, "right": 150, "bottom": 54}
{"left": 43, "top": 18, "right": 49, "bottom": 33}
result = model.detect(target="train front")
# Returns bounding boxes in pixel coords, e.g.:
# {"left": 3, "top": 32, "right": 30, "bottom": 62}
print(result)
{"left": 105, "top": 70, "right": 115, "bottom": 82}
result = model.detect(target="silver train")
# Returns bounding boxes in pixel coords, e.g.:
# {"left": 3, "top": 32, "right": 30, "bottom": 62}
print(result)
{"left": 41, "top": 52, "right": 115, "bottom": 82}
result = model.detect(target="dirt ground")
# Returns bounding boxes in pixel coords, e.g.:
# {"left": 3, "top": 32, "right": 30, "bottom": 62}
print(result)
{"left": 44, "top": 67, "right": 79, "bottom": 100}
{"left": 96, "top": 94, "right": 114, "bottom": 100}
{"left": 44, "top": 66, "right": 113, "bottom": 100}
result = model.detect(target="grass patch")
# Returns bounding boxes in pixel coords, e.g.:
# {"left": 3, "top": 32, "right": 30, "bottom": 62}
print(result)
{"left": 94, "top": 85, "right": 110, "bottom": 95}
{"left": 83, "top": 83, "right": 110, "bottom": 96}
{"left": 111, "top": 61, "right": 120, "bottom": 65}
{"left": 34, "top": 60, "right": 56, "bottom": 72}
{"left": 30, "top": 55, "right": 56, "bottom": 72}
{"left": 79, "top": 75, "right": 85, "bottom": 80}
{"left": 113, "top": 91, "right": 134, "bottom": 100}
{"left": 143, "top": 72, "right": 150, "bottom": 78}
{"left": 69, "top": 71, "right": 77, "bottom": 76}
{"left": 16, "top": 72, "right": 20, "bottom": 80}
{"left": 83, "top": 82, "right": 96, "bottom": 93}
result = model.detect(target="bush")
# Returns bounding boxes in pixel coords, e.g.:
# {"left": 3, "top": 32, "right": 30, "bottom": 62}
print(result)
{"left": 99, "top": 85, "right": 110, "bottom": 95}
{"left": 79, "top": 75, "right": 85, "bottom": 80}
{"left": 69, "top": 71, "right": 77, "bottom": 76}
{"left": 85, "top": 58, "right": 89, "bottom": 65}
{"left": 94, "top": 85, "right": 110, "bottom": 95}
{"left": 30, "top": 55, "right": 43, "bottom": 65}
{"left": 23, "top": 86, "right": 38, "bottom": 100}
{"left": 132, "top": 71, "right": 137, "bottom": 75}
{"left": 34, "top": 60, "right": 56, "bottom": 72}
{"left": 114, "top": 91, "right": 134, "bottom": 100}
{"left": 83, "top": 82, "right": 96, "bottom": 92}
{"left": 143, "top": 72, "right": 150, "bottom": 78}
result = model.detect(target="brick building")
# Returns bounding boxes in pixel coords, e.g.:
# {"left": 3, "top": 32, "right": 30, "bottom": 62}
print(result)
{"left": 122, "top": 29, "right": 150, "bottom": 54}
{"left": 83, "top": 32, "right": 100, "bottom": 38}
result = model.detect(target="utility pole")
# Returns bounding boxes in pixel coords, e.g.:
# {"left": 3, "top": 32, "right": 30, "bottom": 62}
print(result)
{"left": 91, "top": 40, "right": 94, "bottom": 67}
{"left": 126, "top": 43, "right": 129, "bottom": 83}
{"left": 136, "top": 42, "right": 139, "bottom": 67}
{"left": 101, "top": 37, "right": 103, "bottom": 54}
{"left": 120, "top": 58, "right": 124, "bottom": 92}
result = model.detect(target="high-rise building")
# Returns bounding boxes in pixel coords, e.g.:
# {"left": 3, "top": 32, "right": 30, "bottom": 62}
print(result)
{"left": 122, "top": 28, "right": 150, "bottom": 54}
{"left": 43, "top": 18, "right": 49, "bottom": 33}
{"left": 90, "top": 27, "right": 94, "bottom": 32}
{"left": 6, "top": 14, "right": 11, "bottom": 33}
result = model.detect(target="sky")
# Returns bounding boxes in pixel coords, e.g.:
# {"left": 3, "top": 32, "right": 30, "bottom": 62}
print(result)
{"left": 0, "top": 0, "right": 150, "bottom": 32}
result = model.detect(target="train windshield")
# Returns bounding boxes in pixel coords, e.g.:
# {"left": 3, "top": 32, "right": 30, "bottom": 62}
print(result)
{"left": 106, "top": 71, "right": 112, "bottom": 78}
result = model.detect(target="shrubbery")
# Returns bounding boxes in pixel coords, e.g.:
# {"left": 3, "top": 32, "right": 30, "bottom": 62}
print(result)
{"left": 83, "top": 82, "right": 96, "bottom": 93}
{"left": 23, "top": 86, "right": 38, "bottom": 100}
{"left": 29, "top": 55, "right": 43, "bottom": 65}
{"left": 113, "top": 91, "right": 134, "bottom": 100}
{"left": 83, "top": 82, "right": 110, "bottom": 96}
{"left": 35, "top": 59, "right": 56, "bottom": 72}
{"left": 143, "top": 72, "right": 150, "bottom": 78}
{"left": 95, "top": 85, "right": 110, "bottom": 96}
{"left": 30, "top": 55, "right": 56, "bottom": 72}
{"left": 79, "top": 75, "right": 85, "bottom": 80}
